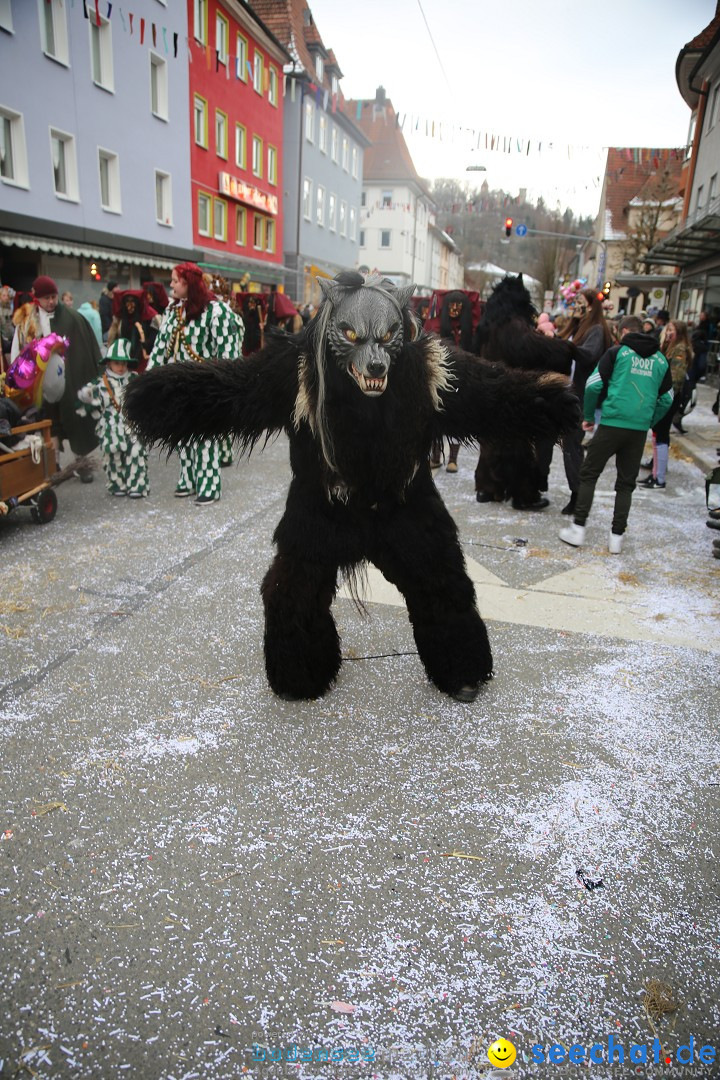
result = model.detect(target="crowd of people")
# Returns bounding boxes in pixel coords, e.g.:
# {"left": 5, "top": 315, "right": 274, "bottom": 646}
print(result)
{"left": 1, "top": 272, "right": 718, "bottom": 555}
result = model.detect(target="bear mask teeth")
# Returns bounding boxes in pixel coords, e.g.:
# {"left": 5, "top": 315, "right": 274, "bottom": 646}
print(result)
{"left": 349, "top": 363, "right": 387, "bottom": 396}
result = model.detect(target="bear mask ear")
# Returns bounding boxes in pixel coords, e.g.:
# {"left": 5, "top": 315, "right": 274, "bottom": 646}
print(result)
{"left": 317, "top": 277, "right": 343, "bottom": 308}
{"left": 394, "top": 285, "right": 416, "bottom": 312}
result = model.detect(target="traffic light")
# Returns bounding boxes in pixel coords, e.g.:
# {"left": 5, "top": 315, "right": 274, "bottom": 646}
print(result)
{"left": 504, "top": 217, "right": 513, "bottom": 238}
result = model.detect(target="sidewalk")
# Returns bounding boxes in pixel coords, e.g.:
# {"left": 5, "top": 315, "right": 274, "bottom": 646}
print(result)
{"left": 670, "top": 380, "right": 720, "bottom": 476}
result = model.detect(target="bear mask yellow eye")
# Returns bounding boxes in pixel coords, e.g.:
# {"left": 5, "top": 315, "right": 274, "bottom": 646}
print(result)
{"left": 381, "top": 330, "right": 393, "bottom": 343}
{"left": 344, "top": 328, "right": 357, "bottom": 342}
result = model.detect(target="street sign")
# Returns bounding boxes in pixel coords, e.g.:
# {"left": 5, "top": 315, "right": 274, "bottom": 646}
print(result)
{"left": 516, "top": 224, "right": 528, "bottom": 237}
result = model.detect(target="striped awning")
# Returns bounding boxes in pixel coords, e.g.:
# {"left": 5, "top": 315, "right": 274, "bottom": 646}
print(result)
{"left": 0, "top": 230, "right": 176, "bottom": 270}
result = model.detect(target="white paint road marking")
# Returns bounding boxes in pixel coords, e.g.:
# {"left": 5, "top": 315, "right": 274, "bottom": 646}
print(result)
{"left": 337, "top": 556, "right": 720, "bottom": 654}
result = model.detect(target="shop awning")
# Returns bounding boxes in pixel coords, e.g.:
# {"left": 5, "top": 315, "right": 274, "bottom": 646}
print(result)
{"left": 0, "top": 230, "right": 176, "bottom": 271}
{"left": 645, "top": 211, "right": 720, "bottom": 267}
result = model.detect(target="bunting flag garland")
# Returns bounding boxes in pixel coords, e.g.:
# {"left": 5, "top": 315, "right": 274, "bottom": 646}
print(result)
{"left": 173, "top": 32, "right": 177, "bottom": 58}
{"left": 151, "top": 22, "right": 156, "bottom": 48}
{"left": 139, "top": 16, "right": 144, "bottom": 45}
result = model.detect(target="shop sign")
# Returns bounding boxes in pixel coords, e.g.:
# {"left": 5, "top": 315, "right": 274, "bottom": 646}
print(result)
{"left": 219, "top": 172, "right": 278, "bottom": 216}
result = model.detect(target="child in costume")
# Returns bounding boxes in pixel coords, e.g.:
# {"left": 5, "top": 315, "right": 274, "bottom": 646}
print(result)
{"left": 76, "top": 338, "right": 149, "bottom": 498}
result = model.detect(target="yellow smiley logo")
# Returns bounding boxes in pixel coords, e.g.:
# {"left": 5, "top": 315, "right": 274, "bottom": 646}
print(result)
{"left": 487, "top": 1038, "right": 517, "bottom": 1068}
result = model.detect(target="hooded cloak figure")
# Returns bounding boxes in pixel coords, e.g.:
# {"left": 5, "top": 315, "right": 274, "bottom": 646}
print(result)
{"left": 124, "top": 271, "right": 578, "bottom": 703}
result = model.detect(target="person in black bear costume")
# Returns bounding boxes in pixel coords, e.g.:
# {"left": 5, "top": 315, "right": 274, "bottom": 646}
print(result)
{"left": 432, "top": 290, "right": 475, "bottom": 472}
{"left": 124, "top": 271, "right": 578, "bottom": 703}
{"left": 473, "top": 274, "right": 575, "bottom": 509}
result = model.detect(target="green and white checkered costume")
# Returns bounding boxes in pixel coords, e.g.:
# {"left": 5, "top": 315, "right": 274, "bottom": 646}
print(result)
{"left": 147, "top": 299, "right": 244, "bottom": 499}
{"left": 76, "top": 370, "right": 149, "bottom": 496}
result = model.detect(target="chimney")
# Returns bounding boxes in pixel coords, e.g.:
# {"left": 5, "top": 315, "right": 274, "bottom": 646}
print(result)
{"left": 375, "top": 86, "right": 386, "bottom": 106}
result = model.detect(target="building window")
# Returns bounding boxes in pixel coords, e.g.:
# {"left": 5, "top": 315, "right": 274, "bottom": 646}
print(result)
{"left": 235, "top": 123, "right": 246, "bottom": 169}
{"left": 254, "top": 214, "right": 264, "bottom": 250}
{"left": 216, "top": 11, "right": 228, "bottom": 65}
{"left": 252, "top": 135, "right": 262, "bottom": 178}
{"left": 98, "top": 148, "right": 120, "bottom": 212}
{"left": 697, "top": 185, "right": 704, "bottom": 210}
{"left": 268, "top": 66, "right": 278, "bottom": 106}
{"left": 359, "top": 229, "right": 365, "bottom": 247}
{"left": 341, "top": 137, "right": 349, "bottom": 171}
{"left": 150, "top": 53, "right": 168, "bottom": 120}
{"left": 330, "top": 125, "right": 338, "bottom": 162}
{"left": 155, "top": 170, "right": 172, "bottom": 225}
{"left": 708, "top": 85, "right": 720, "bottom": 131}
{"left": 349, "top": 206, "right": 357, "bottom": 241}
{"left": 331, "top": 75, "right": 338, "bottom": 96}
{"left": 710, "top": 174, "right": 718, "bottom": 203}
{"left": 253, "top": 52, "right": 263, "bottom": 94}
{"left": 50, "top": 129, "right": 78, "bottom": 200}
{"left": 193, "top": 0, "right": 207, "bottom": 44}
{"left": 266, "top": 218, "right": 275, "bottom": 253}
{"left": 382, "top": 190, "right": 392, "bottom": 208}
{"left": 304, "top": 100, "right": 314, "bottom": 143}
{"left": 339, "top": 200, "right": 347, "bottom": 237}
{"left": 303, "top": 177, "right": 312, "bottom": 220}
{"left": 267, "top": 144, "right": 277, "bottom": 185}
{"left": 214, "top": 198, "right": 227, "bottom": 240}
{"left": 0, "top": 108, "right": 27, "bottom": 187}
{"left": 319, "top": 115, "right": 327, "bottom": 154}
{"left": 361, "top": 190, "right": 366, "bottom": 207}
{"left": 236, "top": 32, "right": 248, "bottom": 81}
{"left": 315, "top": 55, "right": 323, "bottom": 82}
{"left": 90, "top": 15, "right": 114, "bottom": 91}
{"left": 0, "top": 0, "right": 14, "bottom": 33}
{"left": 194, "top": 95, "right": 208, "bottom": 148}
{"left": 236, "top": 206, "right": 247, "bottom": 246}
{"left": 215, "top": 110, "right": 227, "bottom": 159}
{"left": 380, "top": 229, "right": 391, "bottom": 248}
{"left": 316, "top": 184, "right": 325, "bottom": 226}
{"left": 328, "top": 192, "right": 336, "bottom": 232}
{"left": 351, "top": 146, "right": 359, "bottom": 179}
{"left": 39, "top": 0, "right": 69, "bottom": 64}
{"left": 198, "top": 191, "right": 211, "bottom": 236}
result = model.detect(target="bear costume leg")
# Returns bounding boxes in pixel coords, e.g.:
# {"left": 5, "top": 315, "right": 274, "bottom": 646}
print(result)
{"left": 261, "top": 552, "right": 341, "bottom": 700}
{"left": 371, "top": 492, "right": 493, "bottom": 700}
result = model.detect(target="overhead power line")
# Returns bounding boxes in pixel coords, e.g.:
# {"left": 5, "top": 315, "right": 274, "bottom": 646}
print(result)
{"left": 416, "top": 0, "right": 453, "bottom": 97}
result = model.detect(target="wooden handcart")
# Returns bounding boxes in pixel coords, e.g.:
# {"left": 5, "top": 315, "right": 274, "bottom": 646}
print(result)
{"left": 0, "top": 419, "right": 58, "bottom": 524}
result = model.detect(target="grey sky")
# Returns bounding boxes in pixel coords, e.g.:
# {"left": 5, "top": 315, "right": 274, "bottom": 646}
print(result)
{"left": 306, "top": 0, "right": 715, "bottom": 215}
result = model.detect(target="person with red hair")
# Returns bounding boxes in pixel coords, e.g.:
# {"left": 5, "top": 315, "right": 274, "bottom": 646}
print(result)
{"left": 145, "top": 262, "right": 244, "bottom": 503}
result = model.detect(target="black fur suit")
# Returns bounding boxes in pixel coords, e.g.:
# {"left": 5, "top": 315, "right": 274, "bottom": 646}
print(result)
{"left": 473, "top": 275, "right": 575, "bottom": 505}
{"left": 124, "top": 272, "right": 578, "bottom": 703}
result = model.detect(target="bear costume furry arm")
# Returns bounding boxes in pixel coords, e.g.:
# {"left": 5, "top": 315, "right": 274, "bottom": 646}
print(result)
{"left": 435, "top": 347, "right": 579, "bottom": 445}
{"left": 123, "top": 333, "right": 299, "bottom": 453}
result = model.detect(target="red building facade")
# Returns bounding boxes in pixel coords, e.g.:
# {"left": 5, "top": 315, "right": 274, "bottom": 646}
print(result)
{"left": 188, "top": 0, "right": 289, "bottom": 287}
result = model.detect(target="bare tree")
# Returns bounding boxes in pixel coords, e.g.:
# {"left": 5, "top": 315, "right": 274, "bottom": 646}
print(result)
{"left": 622, "top": 168, "right": 681, "bottom": 272}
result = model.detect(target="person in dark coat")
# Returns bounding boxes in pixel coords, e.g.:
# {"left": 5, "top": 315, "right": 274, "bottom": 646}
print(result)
{"left": 12, "top": 275, "right": 100, "bottom": 474}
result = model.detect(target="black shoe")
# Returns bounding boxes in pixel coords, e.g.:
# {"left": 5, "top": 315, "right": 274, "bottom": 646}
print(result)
{"left": 512, "top": 496, "right": 550, "bottom": 511}
{"left": 640, "top": 458, "right": 653, "bottom": 470}
{"left": 709, "top": 508, "right": 720, "bottom": 520}
{"left": 672, "top": 419, "right": 687, "bottom": 434}
{"left": 640, "top": 475, "right": 665, "bottom": 489}
{"left": 194, "top": 494, "right": 218, "bottom": 505}
{"left": 561, "top": 493, "right": 577, "bottom": 515}
{"left": 451, "top": 684, "right": 480, "bottom": 703}
{"left": 476, "top": 491, "right": 494, "bottom": 503}
{"left": 706, "top": 518, "right": 720, "bottom": 531}
{"left": 174, "top": 487, "right": 195, "bottom": 498}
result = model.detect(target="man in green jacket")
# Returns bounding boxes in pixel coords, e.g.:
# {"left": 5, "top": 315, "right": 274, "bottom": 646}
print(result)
{"left": 559, "top": 314, "right": 673, "bottom": 554}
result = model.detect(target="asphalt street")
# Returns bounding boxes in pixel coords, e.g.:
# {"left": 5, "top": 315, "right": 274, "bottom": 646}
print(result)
{"left": 1, "top": 387, "right": 719, "bottom": 1080}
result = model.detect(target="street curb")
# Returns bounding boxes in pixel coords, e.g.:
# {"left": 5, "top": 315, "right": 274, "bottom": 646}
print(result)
{"left": 672, "top": 435, "right": 718, "bottom": 477}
